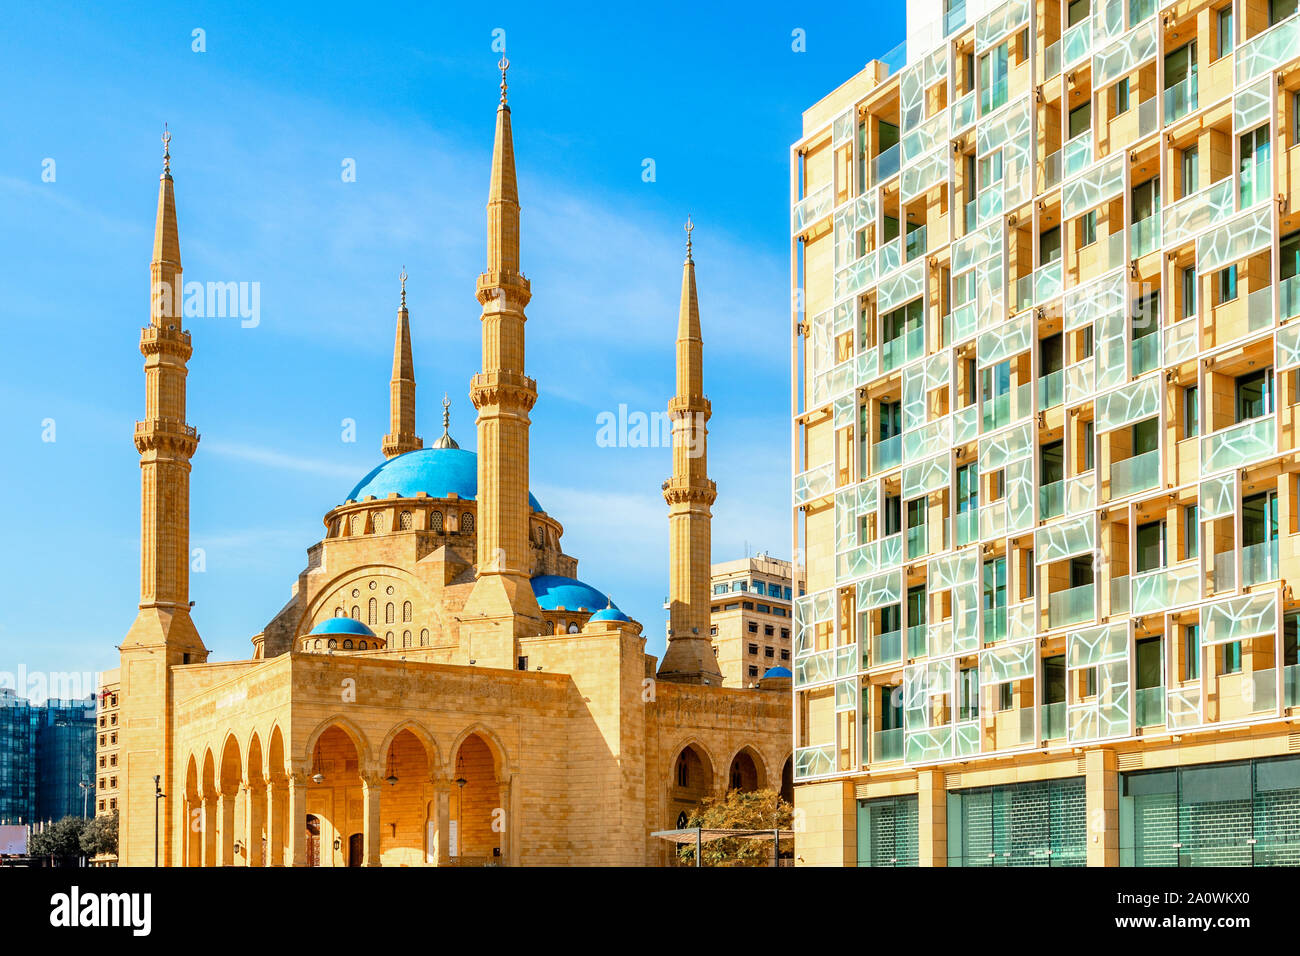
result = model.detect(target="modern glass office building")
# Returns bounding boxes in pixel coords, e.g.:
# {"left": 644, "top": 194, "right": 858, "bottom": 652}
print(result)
{"left": 791, "top": 0, "right": 1300, "bottom": 865}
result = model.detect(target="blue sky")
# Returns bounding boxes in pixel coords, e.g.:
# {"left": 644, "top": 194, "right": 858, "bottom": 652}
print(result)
{"left": 0, "top": 1, "right": 906, "bottom": 692}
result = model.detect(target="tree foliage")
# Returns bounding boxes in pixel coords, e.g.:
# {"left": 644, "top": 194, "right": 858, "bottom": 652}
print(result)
{"left": 27, "top": 816, "right": 87, "bottom": 865}
{"left": 80, "top": 810, "right": 118, "bottom": 857}
{"left": 677, "top": 788, "right": 794, "bottom": 867}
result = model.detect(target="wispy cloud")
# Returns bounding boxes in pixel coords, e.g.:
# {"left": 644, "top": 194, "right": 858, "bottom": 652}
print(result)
{"left": 204, "top": 440, "right": 361, "bottom": 480}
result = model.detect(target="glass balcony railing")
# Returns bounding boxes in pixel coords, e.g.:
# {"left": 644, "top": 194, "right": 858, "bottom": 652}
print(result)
{"left": 1136, "top": 96, "right": 1158, "bottom": 137}
{"left": 1164, "top": 73, "right": 1198, "bottom": 125}
{"left": 1212, "top": 550, "right": 1237, "bottom": 593}
{"left": 1041, "top": 701, "right": 1067, "bottom": 740}
{"left": 1241, "top": 538, "right": 1280, "bottom": 587}
{"left": 1110, "top": 574, "right": 1130, "bottom": 617}
{"left": 1064, "top": 136, "right": 1091, "bottom": 179}
{"left": 873, "top": 144, "right": 901, "bottom": 185}
{"left": 944, "top": 0, "right": 966, "bottom": 36}
{"left": 954, "top": 509, "right": 979, "bottom": 546}
{"left": 873, "top": 630, "right": 902, "bottom": 666}
{"left": 1287, "top": 664, "right": 1300, "bottom": 708}
{"left": 1043, "top": 149, "right": 1062, "bottom": 190}
{"left": 1135, "top": 686, "right": 1165, "bottom": 727}
{"left": 1038, "top": 370, "right": 1064, "bottom": 410}
{"left": 904, "top": 226, "right": 927, "bottom": 262}
{"left": 952, "top": 90, "right": 977, "bottom": 131}
{"left": 982, "top": 383, "right": 1031, "bottom": 432}
{"left": 1109, "top": 447, "right": 1159, "bottom": 499}
{"left": 906, "top": 524, "right": 928, "bottom": 560}
{"left": 1282, "top": 274, "right": 1300, "bottom": 321}
{"left": 907, "top": 623, "right": 928, "bottom": 658}
{"left": 1039, "top": 479, "right": 1065, "bottom": 519}
{"left": 1203, "top": 415, "right": 1276, "bottom": 473}
{"left": 983, "top": 606, "right": 1008, "bottom": 644}
{"left": 981, "top": 76, "right": 1009, "bottom": 116}
{"left": 1048, "top": 582, "right": 1095, "bottom": 628}
{"left": 872, "top": 434, "right": 902, "bottom": 472}
{"left": 1131, "top": 332, "right": 1160, "bottom": 375}
{"left": 963, "top": 198, "right": 977, "bottom": 234}
{"left": 1043, "top": 39, "right": 1061, "bottom": 80}
{"left": 1247, "top": 286, "right": 1274, "bottom": 332}
{"left": 873, "top": 727, "right": 904, "bottom": 762}
{"left": 1130, "top": 213, "right": 1161, "bottom": 258}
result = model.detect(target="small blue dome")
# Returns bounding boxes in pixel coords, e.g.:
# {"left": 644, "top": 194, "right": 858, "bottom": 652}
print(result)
{"left": 345, "top": 448, "right": 543, "bottom": 512}
{"left": 761, "top": 666, "right": 792, "bottom": 679}
{"left": 309, "top": 617, "right": 377, "bottom": 638}
{"left": 531, "top": 575, "right": 618, "bottom": 613}
{"left": 589, "top": 607, "right": 631, "bottom": 623}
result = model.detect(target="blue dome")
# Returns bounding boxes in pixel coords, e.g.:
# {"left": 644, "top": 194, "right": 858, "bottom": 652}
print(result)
{"left": 345, "top": 448, "right": 543, "bottom": 512}
{"left": 310, "top": 617, "right": 377, "bottom": 638}
{"left": 589, "top": 607, "right": 631, "bottom": 623}
{"left": 761, "top": 666, "right": 792, "bottom": 679}
{"left": 530, "top": 575, "right": 618, "bottom": 613}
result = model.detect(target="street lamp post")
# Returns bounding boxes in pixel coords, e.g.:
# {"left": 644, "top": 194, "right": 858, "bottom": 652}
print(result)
{"left": 153, "top": 774, "right": 165, "bottom": 867}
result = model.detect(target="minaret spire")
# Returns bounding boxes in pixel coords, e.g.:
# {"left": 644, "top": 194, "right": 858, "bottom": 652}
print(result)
{"left": 119, "top": 129, "right": 208, "bottom": 866}
{"left": 382, "top": 268, "right": 422, "bottom": 458}
{"left": 659, "top": 218, "right": 721, "bottom": 685}
{"left": 462, "top": 60, "right": 545, "bottom": 665}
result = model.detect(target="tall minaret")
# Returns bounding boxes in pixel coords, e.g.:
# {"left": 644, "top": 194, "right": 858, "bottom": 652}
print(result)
{"left": 382, "top": 269, "right": 422, "bottom": 458}
{"left": 461, "top": 57, "right": 545, "bottom": 665}
{"left": 658, "top": 219, "right": 722, "bottom": 684}
{"left": 120, "top": 129, "right": 208, "bottom": 866}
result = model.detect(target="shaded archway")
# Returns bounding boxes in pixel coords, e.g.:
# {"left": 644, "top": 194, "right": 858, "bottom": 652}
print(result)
{"left": 668, "top": 740, "right": 715, "bottom": 836}
{"left": 218, "top": 734, "right": 243, "bottom": 866}
{"left": 449, "top": 732, "right": 502, "bottom": 863}
{"left": 780, "top": 755, "right": 794, "bottom": 805}
{"left": 265, "top": 725, "right": 287, "bottom": 866}
{"left": 307, "top": 724, "right": 363, "bottom": 867}
{"left": 379, "top": 727, "right": 433, "bottom": 866}
{"left": 200, "top": 748, "right": 217, "bottom": 867}
{"left": 183, "top": 754, "right": 200, "bottom": 867}
{"left": 727, "top": 747, "right": 764, "bottom": 793}
{"left": 244, "top": 732, "right": 266, "bottom": 866}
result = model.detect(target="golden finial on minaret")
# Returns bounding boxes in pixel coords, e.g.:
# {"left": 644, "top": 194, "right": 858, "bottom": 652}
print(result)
{"left": 684, "top": 215, "right": 694, "bottom": 262}
{"left": 498, "top": 55, "right": 510, "bottom": 105}
{"left": 400, "top": 266, "right": 408, "bottom": 308}
{"left": 161, "top": 123, "right": 172, "bottom": 178}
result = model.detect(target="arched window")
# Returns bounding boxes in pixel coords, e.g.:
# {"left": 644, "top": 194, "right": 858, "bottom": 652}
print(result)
{"left": 368, "top": 597, "right": 377, "bottom": 625}
{"left": 359, "top": 641, "right": 367, "bottom": 650}
{"left": 343, "top": 639, "right": 353, "bottom": 649}
{"left": 385, "top": 602, "right": 395, "bottom": 624}
{"left": 431, "top": 511, "right": 444, "bottom": 532}
{"left": 327, "top": 639, "right": 338, "bottom": 649}
{"left": 349, "top": 514, "right": 362, "bottom": 535}
{"left": 314, "top": 639, "right": 321, "bottom": 650}
{"left": 402, "top": 601, "right": 412, "bottom": 623}
{"left": 461, "top": 512, "right": 475, "bottom": 534}
{"left": 334, "top": 607, "right": 343, "bottom": 617}
{"left": 419, "top": 629, "right": 429, "bottom": 646}
{"left": 568, "top": 623, "right": 581, "bottom": 634}
{"left": 402, "top": 630, "right": 412, "bottom": 648}
{"left": 350, "top": 605, "right": 360, "bottom": 620}
{"left": 399, "top": 510, "right": 413, "bottom": 530}
{"left": 385, "top": 632, "right": 394, "bottom": 644}
{"left": 372, "top": 512, "right": 386, "bottom": 534}
{"left": 676, "top": 753, "right": 690, "bottom": 787}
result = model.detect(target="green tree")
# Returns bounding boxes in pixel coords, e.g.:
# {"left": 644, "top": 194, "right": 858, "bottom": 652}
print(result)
{"left": 677, "top": 788, "right": 794, "bottom": 867}
{"left": 28, "top": 816, "right": 88, "bottom": 866}
{"left": 80, "top": 810, "right": 118, "bottom": 858}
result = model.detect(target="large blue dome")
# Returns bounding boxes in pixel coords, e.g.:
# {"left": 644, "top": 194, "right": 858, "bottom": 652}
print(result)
{"left": 310, "top": 617, "right": 377, "bottom": 638}
{"left": 345, "top": 447, "right": 543, "bottom": 512}
{"left": 530, "top": 575, "right": 619, "bottom": 613}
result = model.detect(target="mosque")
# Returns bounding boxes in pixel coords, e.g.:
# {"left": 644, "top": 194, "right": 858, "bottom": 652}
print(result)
{"left": 105, "top": 63, "right": 792, "bottom": 867}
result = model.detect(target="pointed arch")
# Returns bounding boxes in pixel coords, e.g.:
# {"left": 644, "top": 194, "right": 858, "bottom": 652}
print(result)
{"left": 246, "top": 731, "right": 265, "bottom": 786}
{"left": 447, "top": 723, "right": 512, "bottom": 779}
{"left": 725, "top": 744, "right": 767, "bottom": 792}
{"left": 377, "top": 718, "right": 442, "bottom": 771}
{"left": 302, "top": 714, "right": 373, "bottom": 770}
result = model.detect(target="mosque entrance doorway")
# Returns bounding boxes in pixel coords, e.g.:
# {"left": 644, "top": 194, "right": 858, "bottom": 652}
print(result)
{"left": 306, "top": 815, "right": 321, "bottom": 867}
{"left": 348, "top": 833, "right": 363, "bottom": 867}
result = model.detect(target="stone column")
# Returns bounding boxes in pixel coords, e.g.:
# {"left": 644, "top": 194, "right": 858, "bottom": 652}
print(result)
{"left": 287, "top": 772, "right": 308, "bottom": 867}
{"left": 217, "top": 788, "right": 237, "bottom": 866}
{"left": 266, "top": 779, "right": 284, "bottom": 866}
{"left": 244, "top": 781, "right": 265, "bottom": 867}
{"left": 432, "top": 779, "right": 452, "bottom": 865}
{"left": 496, "top": 777, "right": 511, "bottom": 865}
{"left": 916, "top": 769, "right": 947, "bottom": 867}
{"left": 361, "top": 772, "right": 383, "bottom": 867}
{"left": 1085, "top": 749, "right": 1119, "bottom": 866}
{"left": 201, "top": 792, "right": 217, "bottom": 867}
